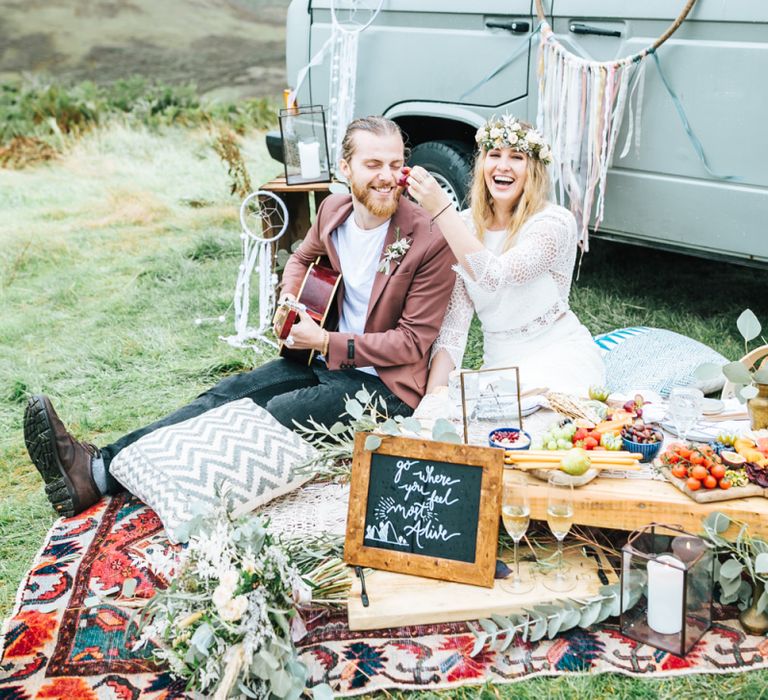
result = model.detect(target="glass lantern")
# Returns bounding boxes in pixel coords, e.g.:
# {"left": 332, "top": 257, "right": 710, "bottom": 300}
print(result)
{"left": 620, "top": 523, "right": 714, "bottom": 656}
{"left": 278, "top": 105, "right": 331, "bottom": 185}
{"left": 457, "top": 366, "right": 523, "bottom": 444}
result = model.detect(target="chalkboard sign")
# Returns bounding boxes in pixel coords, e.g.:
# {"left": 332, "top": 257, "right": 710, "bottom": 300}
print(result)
{"left": 344, "top": 434, "right": 504, "bottom": 587}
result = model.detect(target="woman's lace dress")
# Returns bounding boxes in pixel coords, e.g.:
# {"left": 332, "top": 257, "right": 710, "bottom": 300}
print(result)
{"left": 432, "top": 204, "right": 605, "bottom": 394}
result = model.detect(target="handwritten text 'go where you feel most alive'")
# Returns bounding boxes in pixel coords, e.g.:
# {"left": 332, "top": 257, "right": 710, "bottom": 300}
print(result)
{"left": 364, "top": 456, "right": 481, "bottom": 561}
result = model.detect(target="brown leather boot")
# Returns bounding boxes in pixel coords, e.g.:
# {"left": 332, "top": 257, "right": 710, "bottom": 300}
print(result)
{"left": 23, "top": 395, "right": 102, "bottom": 518}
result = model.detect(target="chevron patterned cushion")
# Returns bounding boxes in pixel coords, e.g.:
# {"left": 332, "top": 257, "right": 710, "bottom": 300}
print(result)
{"left": 109, "top": 398, "right": 316, "bottom": 543}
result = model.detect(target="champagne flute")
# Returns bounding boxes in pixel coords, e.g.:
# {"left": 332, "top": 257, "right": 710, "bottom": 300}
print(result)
{"left": 544, "top": 472, "right": 576, "bottom": 592}
{"left": 668, "top": 387, "right": 703, "bottom": 442}
{"left": 500, "top": 473, "right": 534, "bottom": 594}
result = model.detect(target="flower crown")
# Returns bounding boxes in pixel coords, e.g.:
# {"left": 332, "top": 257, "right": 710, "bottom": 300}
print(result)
{"left": 474, "top": 115, "right": 552, "bottom": 164}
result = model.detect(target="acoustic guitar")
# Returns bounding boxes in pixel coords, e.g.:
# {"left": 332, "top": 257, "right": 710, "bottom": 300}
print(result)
{"left": 274, "top": 258, "right": 342, "bottom": 365}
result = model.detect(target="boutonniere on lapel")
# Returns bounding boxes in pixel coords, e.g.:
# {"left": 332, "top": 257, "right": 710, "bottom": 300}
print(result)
{"left": 377, "top": 227, "right": 411, "bottom": 275}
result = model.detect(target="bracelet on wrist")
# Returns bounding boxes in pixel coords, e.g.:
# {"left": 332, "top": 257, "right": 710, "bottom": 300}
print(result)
{"left": 430, "top": 202, "right": 453, "bottom": 230}
{"left": 321, "top": 330, "right": 330, "bottom": 357}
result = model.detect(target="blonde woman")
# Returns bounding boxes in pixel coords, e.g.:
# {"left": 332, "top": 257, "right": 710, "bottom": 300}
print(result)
{"left": 406, "top": 115, "right": 605, "bottom": 399}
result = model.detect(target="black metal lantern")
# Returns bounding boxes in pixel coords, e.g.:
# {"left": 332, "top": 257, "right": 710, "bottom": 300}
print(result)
{"left": 278, "top": 105, "right": 332, "bottom": 185}
{"left": 621, "top": 523, "right": 715, "bottom": 656}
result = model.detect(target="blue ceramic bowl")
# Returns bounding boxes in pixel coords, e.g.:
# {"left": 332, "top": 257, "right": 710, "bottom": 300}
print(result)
{"left": 621, "top": 434, "right": 663, "bottom": 463}
{"left": 488, "top": 427, "right": 531, "bottom": 451}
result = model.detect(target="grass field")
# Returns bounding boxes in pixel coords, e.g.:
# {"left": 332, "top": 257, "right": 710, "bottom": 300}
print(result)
{"left": 1, "top": 124, "right": 767, "bottom": 699}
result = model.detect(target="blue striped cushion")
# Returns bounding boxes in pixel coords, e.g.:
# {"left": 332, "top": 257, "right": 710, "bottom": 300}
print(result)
{"left": 593, "top": 327, "right": 727, "bottom": 397}
{"left": 593, "top": 326, "right": 650, "bottom": 355}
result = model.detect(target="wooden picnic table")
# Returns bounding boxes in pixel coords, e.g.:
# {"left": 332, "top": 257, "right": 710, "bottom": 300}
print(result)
{"left": 515, "top": 470, "right": 768, "bottom": 539}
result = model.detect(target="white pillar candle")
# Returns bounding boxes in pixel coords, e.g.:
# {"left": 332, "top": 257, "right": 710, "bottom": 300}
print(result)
{"left": 298, "top": 140, "right": 322, "bottom": 179}
{"left": 647, "top": 554, "right": 685, "bottom": 635}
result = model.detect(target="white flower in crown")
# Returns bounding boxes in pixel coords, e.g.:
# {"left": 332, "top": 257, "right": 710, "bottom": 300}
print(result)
{"left": 489, "top": 126, "right": 505, "bottom": 140}
{"left": 475, "top": 114, "right": 551, "bottom": 163}
{"left": 526, "top": 130, "right": 544, "bottom": 145}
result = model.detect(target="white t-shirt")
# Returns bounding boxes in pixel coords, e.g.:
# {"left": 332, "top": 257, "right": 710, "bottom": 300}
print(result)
{"left": 332, "top": 213, "right": 390, "bottom": 375}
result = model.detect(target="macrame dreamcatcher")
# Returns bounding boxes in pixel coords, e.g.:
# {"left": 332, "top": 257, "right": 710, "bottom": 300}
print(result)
{"left": 220, "top": 191, "right": 288, "bottom": 351}
{"left": 534, "top": 0, "right": 698, "bottom": 250}
{"left": 290, "top": 0, "right": 385, "bottom": 172}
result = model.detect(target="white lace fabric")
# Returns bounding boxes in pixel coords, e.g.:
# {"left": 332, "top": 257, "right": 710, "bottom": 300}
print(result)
{"left": 432, "top": 204, "right": 578, "bottom": 369}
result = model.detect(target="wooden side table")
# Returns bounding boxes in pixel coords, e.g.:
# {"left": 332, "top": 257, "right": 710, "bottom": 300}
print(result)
{"left": 258, "top": 177, "right": 333, "bottom": 253}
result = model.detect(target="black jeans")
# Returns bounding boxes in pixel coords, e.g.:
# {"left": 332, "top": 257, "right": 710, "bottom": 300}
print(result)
{"left": 101, "top": 359, "right": 411, "bottom": 487}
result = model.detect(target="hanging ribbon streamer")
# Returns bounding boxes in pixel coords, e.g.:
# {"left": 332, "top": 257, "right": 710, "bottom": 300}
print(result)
{"left": 533, "top": 0, "right": 709, "bottom": 250}
{"left": 536, "top": 24, "right": 652, "bottom": 250}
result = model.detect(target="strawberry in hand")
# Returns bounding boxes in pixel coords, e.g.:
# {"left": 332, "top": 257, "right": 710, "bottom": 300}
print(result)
{"left": 397, "top": 166, "right": 411, "bottom": 188}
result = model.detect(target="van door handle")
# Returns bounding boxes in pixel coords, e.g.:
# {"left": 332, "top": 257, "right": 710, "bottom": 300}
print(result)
{"left": 569, "top": 22, "right": 621, "bottom": 38}
{"left": 485, "top": 20, "right": 530, "bottom": 34}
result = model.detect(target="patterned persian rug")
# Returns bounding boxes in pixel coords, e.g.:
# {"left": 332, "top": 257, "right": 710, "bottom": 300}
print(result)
{"left": 2, "top": 493, "right": 768, "bottom": 699}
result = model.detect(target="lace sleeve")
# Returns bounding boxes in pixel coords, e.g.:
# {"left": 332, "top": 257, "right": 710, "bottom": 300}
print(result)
{"left": 430, "top": 275, "right": 473, "bottom": 370}
{"left": 460, "top": 209, "right": 576, "bottom": 292}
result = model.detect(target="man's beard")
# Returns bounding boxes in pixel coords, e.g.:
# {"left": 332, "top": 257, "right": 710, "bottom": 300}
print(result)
{"left": 350, "top": 178, "right": 401, "bottom": 219}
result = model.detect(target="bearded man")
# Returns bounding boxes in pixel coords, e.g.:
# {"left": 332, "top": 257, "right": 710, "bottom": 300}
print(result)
{"left": 23, "top": 116, "right": 457, "bottom": 517}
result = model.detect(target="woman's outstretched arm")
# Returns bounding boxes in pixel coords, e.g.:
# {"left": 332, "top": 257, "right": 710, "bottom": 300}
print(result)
{"left": 405, "top": 166, "right": 484, "bottom": 275}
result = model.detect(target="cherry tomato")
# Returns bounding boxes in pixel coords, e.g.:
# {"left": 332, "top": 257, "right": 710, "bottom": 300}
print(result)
{"left": 719, "top": 479, "right": 732, "bottom": 490}
{"left": 668, "top": 453, "right": 680, "bottom": 464}
{"left": 679, "top": 448, "right": 692, "bottom": 460}
{"left": 686, "top": 477, "right": 702, "bottom": 491}
{"left": 703, "top": 475, "right": 718, "bottom": 489}
{"left": 691, "top": 465, "right": 709, "bottom": 481}
{"left": 671, "top": 464, "right": 687, "bottom": 479}
{"left": 690, "top": 454, "right": 705, "bottom": 466}
{"left": 710, "top": 464, "right": 726, "bottom": 480}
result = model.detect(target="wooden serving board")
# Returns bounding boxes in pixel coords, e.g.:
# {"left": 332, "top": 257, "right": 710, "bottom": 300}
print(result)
{"left": 659, "top": 465, "right": 764, "bottom": 503}
{"left": 348, "top": 549, "right": 616, "bottom": 631}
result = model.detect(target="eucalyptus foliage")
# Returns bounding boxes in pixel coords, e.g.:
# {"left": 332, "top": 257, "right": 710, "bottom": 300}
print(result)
{"left": 702, "top": 511, "right": 768, "bottom": 613}
{"left": 468, "top": 578, "right": 645, "bottom": 657}
{"left": 696, "top": 309, "right": 768, "bottom": 403}
{"left": 294, "top": 387, "right": 461, "bottom": 480}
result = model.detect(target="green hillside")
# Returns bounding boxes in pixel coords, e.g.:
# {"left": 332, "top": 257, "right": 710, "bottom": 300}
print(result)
{"left": 0, "top": 0, "right": 290, "bottom": 99}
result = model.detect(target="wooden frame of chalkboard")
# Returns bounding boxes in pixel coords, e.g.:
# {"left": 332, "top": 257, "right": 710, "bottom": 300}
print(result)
{"left": 344, "top": 433, "right": 504, "bottom": 588}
